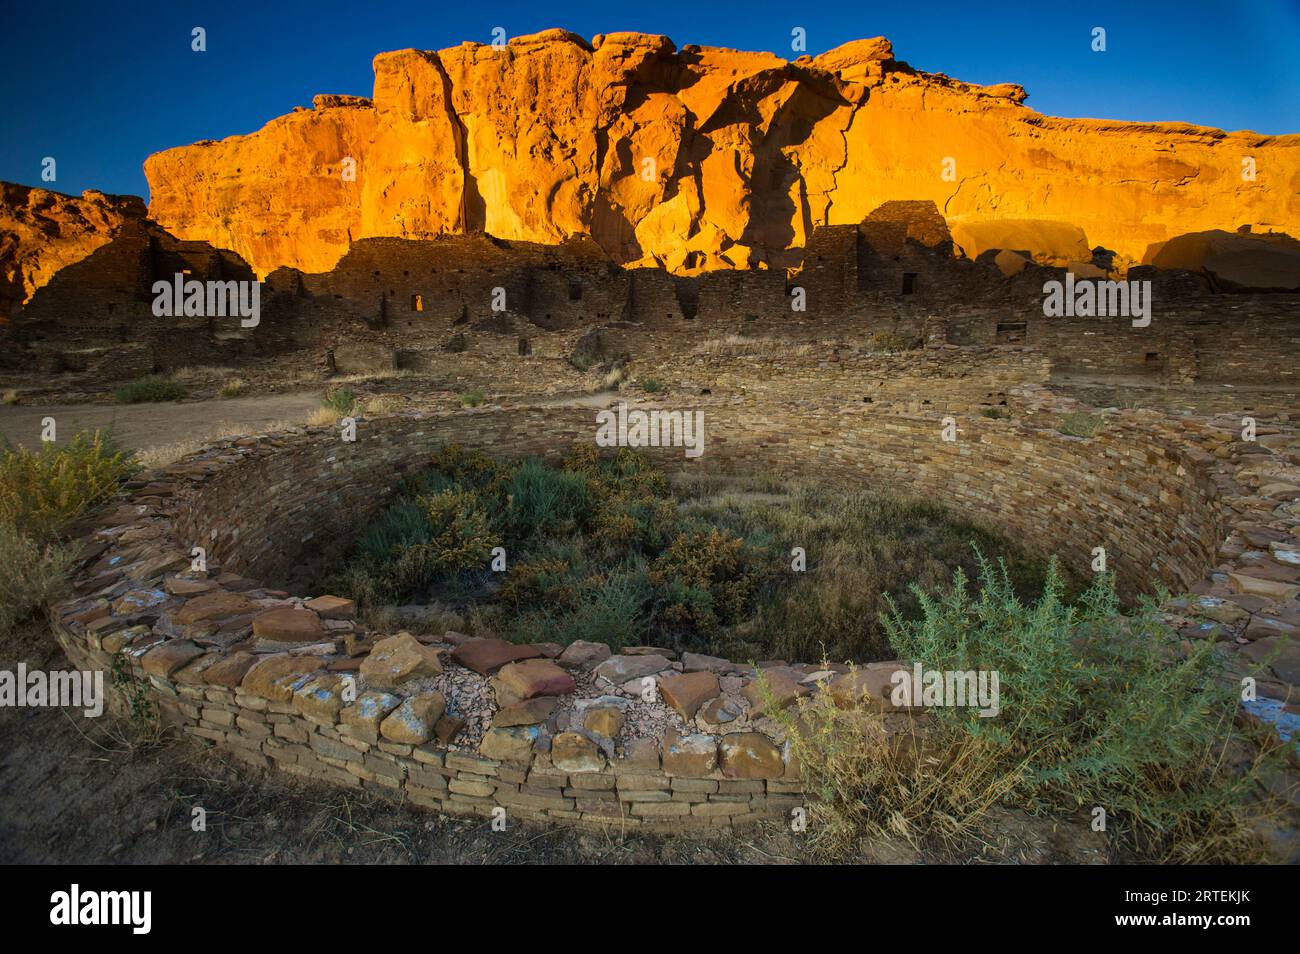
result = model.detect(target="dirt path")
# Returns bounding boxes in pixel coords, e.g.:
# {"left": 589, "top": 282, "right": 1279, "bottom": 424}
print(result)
{"left": 0, "top": 392, "right": 323, "bottom": 452}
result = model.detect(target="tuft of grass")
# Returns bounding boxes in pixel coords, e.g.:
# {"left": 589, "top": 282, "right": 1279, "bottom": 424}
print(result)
{"left": 460, "top": 388, "right": 485, "bottom": 408}
{"left": 979, "top": 406, "right": 1009, "bottom": 419}
{"left": 640, "top": 377, "right": 664, "bottom": 393}
{"left": 219, "top": 377, "right": 247, "bottom": 398}
{"left": 2, "top": 389, "right": 18, "bottom": 406}
{"left": 113, "top": 375, "right": 186, "bottom": 404}
{"left": 0, "top": 521, "right": 72, "bottom": 637}
{"left": 1059, "top": 410, "right": 1105, "bottom": 437}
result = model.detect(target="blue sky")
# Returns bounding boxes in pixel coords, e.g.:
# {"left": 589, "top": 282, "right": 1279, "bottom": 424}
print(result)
{"left": 1, "top": 0, "right": 1296, "bottom": 199}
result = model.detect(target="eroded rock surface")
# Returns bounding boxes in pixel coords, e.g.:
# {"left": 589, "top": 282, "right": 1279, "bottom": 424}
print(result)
{"left": 142, "top": 30, "right": 1300, "bottom": 278}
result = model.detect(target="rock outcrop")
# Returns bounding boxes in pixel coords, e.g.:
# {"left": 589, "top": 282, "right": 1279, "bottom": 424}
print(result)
{"left": 0, "top": 182, "right": 146, "bottom": 320}
{"left": 142, "top": 30, "right": 1300, "bottom": 279}
{"left": 1143, "top": 229, "right": 1300, "bottom": 291}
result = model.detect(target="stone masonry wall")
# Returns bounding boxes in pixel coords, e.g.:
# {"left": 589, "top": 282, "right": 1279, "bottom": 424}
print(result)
{"left": 49, "top": 396, "right": 1300, "bottom": 833}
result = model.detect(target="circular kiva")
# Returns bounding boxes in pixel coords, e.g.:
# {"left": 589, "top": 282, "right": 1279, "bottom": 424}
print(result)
{"left": 51, "top": 395, "right": 1300, "bottom": 831}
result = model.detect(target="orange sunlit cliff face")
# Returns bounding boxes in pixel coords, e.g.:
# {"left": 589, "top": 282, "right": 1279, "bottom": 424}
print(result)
{"left": 142, "top": 30, "right": 1300, "bottom": 280}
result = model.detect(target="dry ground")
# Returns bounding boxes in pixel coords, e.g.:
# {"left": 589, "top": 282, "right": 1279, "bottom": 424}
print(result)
{"left": 0, "top": 392, "right": 324, "bottom": 453}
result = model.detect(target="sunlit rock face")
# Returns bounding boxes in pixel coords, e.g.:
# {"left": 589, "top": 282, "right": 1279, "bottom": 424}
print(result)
{"left": 0, "top": 182, "right": 146, "bottom": 320}
{"left": 143, "top": 29, "right": 1300, "bottom": 278}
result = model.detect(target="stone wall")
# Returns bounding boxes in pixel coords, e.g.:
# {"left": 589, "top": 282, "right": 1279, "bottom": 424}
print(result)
{"left": 48, "top": 395, "right": 1300, "bottom": 831}
{"left": 170, "top": 397, "right": 1221, "bottom": 597}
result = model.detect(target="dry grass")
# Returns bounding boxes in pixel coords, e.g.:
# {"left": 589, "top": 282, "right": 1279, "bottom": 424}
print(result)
{"left": 766, "top": 674, "right": 1023, "bottom": 858}
{"left": 0, "top": 522, "right": 72, "bottom": 636}
{"left": 307, "top": 407, "right": 342, "bottom": 427}
{"left": 1, "top": 389, "right": 18, "bottom": 406}
{"left": 219, "top": 377, "right": 248, "bottom": 398}
{"left": 363, "top": 394, "right": 402, "bottom": 416}
{"left": 134, "top": 419, "right": 304, "bottom": 469}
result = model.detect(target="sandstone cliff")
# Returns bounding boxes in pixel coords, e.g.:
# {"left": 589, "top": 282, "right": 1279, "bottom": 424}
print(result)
{"left": 144, "top": 29, "right": 1300, "bottom": 277}
{"left": 0, "top": 182, "right": 146, "bottom": 320}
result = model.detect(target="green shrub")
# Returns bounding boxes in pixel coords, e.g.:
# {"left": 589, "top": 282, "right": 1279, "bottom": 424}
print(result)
{"left": 513, "top": 568, "right": 652, "bottom": 650}
{"left": 461, "top": 387, "right": 485, "bottom": 407}
{"left": 113, "top": 375, "right": 186, "bottom": 404}
{"left": 877, "top": 555, "right": 1273, "bottom": 860}
{"left": 1059, "top": 410, "right": 1105, "bottom": 437}
{"left": 503, "top": 459, "right": 592, "bottom": 539}
{"left": 319, "top": 447, "right": 1062, "bottom": 664}
{"left": 0, "top": 430, "right": 139, "bottom": 543}
{"left": 979, "top": 407, "right": 1009, "bottom": 419}
{"left": 0, "top": 522, "right": 72, "bottom": 636}
{"left": 640, "top": 377, "right": 664, "bottom": 393}
{"left": 322, "top": 387, "right": 357, "bottom": 416}
{"left": 650, "top": 528, "right": 771, "bottom": 636}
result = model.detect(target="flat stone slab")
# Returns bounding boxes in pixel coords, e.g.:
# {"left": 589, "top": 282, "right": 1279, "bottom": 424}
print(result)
{"left": 252, "top": 606, "right": 325, "bottom": 642}
{"left": 593, "top": 654, "right": 672, "bottom": 685}
{"left": 557, "top": 639, "right": 611, "bottom": 671}
{"left": 495, "top": 659, "right": 576, "bottom": 700}
{"left": 304, "top": 595, "right": 357, "bottom": 620}
{"left": 450, "top": 638, "right": 544, "bottom": 675}
{"left": 494, "top": 696, "right": 558, "bottom": 727}
{"left": 201, "top": 651, "right": 257, "bottom": 687}
{"left": 141, "top": 640, "right": 205, "bottom": 678}
{"left": 173, "top": 590, "right": 259, "bottom": 625}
